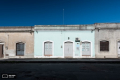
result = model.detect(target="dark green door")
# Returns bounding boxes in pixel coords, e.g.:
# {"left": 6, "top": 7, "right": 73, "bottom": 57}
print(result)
{"left": 16, "top": 42, "right": 24, "bottom": 56}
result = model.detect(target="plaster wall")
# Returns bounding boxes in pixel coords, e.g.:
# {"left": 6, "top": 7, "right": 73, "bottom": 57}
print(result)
{"left": 34, "top": 30, "right": 95, "bottom": 58}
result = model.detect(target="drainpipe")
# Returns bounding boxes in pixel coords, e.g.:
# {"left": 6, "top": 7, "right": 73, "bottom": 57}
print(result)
{"left": 5, "top": 34, "right": 9, "bottom": 58}
{"left": 61, "top": 29, "right": 62, "bottom": 48}
{"left": 5, "top": 34, "right": 9, "bottom": 50}
{"left": 7, "top": 34, "right": 9, "bottom": 58}
{"left": 7, "top": 34, "right": 9, "bottom": 49}
{"left": 30, "top": 26, "right": 32, "bottom": 34}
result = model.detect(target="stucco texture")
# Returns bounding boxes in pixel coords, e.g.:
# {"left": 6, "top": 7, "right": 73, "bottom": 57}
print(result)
{"left": 95, "top": 29, "right": 120, "bottom": 58}
{"left": 34, "top": 30, "right": 95, "bottom": 58}
{"left": 0, "top": 32, "right": 34, "bottom": 58}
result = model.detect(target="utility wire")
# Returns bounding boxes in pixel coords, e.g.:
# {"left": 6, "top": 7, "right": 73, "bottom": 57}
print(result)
{"left": 63, "top": 9, "right": 64, "bottom": 25}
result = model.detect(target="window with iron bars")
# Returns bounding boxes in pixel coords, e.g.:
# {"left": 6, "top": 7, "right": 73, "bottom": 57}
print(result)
{"left": 100, "top": 41, "right": 109, "bottom": 51}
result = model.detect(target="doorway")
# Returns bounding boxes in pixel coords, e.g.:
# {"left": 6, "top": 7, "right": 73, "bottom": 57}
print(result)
{"left": 64, "top": 42, "right": 73, "bottom": 58}
{"left": 16, "top": 42, "right": 24, "bottom": 56}
{"left": 118, "top": 41, "right": 120, "bottom": 57}
{"left": 0, "top": 44, "right": 3, "bottom": 58}
{"left": 44, "top": 42, "right": 53, "bottom": 56}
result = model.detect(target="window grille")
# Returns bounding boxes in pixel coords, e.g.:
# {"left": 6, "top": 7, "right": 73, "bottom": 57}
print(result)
{"left": 100, "top": 41, "right": 109, "bottom": 51}
{"left": 16, "top": 42, "right": 24, "bottom": 56}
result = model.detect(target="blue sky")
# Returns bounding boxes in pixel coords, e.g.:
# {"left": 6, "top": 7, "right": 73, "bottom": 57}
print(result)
{"left": 0, "top": 0, "right": 120, "bottom": 26}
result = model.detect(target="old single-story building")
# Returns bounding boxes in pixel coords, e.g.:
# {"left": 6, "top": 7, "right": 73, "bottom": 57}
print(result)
{"left": 34, "top": 25, "right": 95, "bottom": 58}
{"left": 95, "top": 23, "right": 120, "bottom": 58}
{"left": 0, "top": 26, "right": 34, "bottom": 59}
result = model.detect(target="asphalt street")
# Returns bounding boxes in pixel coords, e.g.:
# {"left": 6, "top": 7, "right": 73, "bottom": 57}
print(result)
{"left": 0, "top": 63, "right": 120, "bottom": 80}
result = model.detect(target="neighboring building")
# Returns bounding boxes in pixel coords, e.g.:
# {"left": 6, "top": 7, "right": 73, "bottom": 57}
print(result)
{"left": 34, "top": 25, "right": 95, "bottom": 58}
{"left": 0, "top": 26, "right": 34, "bottom": 59}
{"left": 95, "top": 23, "right": 120, "bottom": 58}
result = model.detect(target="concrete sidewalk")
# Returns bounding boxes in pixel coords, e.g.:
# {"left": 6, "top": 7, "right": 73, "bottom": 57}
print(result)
{"left": 0, "top": 58, "right": 120, "bottom": 63}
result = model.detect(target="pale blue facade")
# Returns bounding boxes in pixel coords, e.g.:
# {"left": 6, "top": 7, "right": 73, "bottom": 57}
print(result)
{"left": 34, "top": 25, "right": 95, "bottom": 58}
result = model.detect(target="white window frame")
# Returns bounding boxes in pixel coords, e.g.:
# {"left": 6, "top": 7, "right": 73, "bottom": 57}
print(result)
{"left": 43, "top": 40, "right": 54, "bottom": 56}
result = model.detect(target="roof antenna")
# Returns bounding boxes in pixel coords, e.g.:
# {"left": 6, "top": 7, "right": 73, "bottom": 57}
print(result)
{"left": 63, "top": 9, "right": 64, "bottom": 25}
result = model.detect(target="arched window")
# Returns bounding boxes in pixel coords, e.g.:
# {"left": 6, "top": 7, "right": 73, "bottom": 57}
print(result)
{"left": 44, "top": 41, "right": 52, "bottom": 56}
{"left": 100, "top": 40, "right": 109, "bottom": 51}
{"left": 16, "top": 42, "right": 24, "bottom": 56}
{"left": 82, "top": 41, "right": 91, "bottom": 56}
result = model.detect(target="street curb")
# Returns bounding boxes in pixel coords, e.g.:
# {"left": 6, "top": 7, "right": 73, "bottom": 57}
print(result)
{"left": 0, "top": 58, "right": 120, "bottom": 63}
{"left": 0, "top": 61, "right": 120, "bottom": 63}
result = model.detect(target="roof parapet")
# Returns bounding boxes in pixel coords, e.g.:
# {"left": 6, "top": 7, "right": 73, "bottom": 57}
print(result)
{"left": 0, "top": 26, "right": 34, "bottom": 32}
{"left": 95, "top": 23, "right": 120, "bottom": 29}
{"left": 34, "top": 25, "right": 95, "bottom": 30}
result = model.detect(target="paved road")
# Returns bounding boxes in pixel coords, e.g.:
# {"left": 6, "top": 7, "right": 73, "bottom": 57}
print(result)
{"left": 0, "top": 63, "right": 120, "bottom": 80}
{"left": 1, "top": 58, "right": 120, "bottom": 63}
